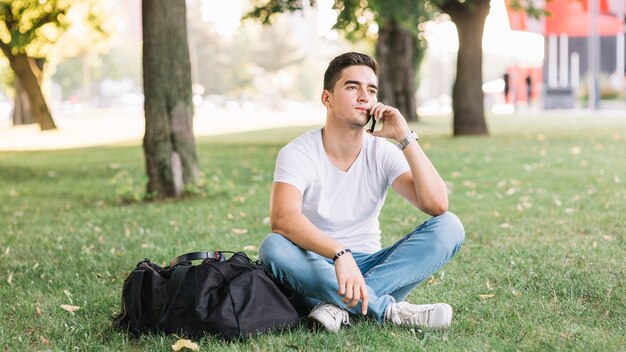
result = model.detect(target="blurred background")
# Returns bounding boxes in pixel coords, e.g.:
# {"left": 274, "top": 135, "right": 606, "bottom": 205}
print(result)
{"left": 0, "top": 0, "right": 624, "bottom": 128}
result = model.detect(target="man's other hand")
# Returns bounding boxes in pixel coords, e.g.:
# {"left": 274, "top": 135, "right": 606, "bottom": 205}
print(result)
{"left": 334, "top": 253, "right": 369, "bottom": 315}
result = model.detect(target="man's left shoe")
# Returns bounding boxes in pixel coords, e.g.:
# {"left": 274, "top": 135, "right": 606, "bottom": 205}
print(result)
{"left": 384, "top": 302, "right": 452, "bottom": 329}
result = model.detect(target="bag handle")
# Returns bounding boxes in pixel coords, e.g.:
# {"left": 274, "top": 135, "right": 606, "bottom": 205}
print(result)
{"left": 169, "top": 251, "right": 224, "bottom": 267}
{"left": 157, "top": 265, "right": 193, "bottom": 329}
{"left": 129, "top": 269, "right": 146, "bottom": 331}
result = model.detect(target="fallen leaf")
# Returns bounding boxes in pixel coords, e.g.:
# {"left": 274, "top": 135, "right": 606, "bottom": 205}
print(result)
{"left": 570, "top": 146, "right": 581, "bottom": 155}
{"left": 242, "top": 245, "right": 257, "bottom": 251}
{"left": 60, "top": 304, "right": 80, "bottom": 313}
{"left": 602, "top": 235, "right": 614, "bottom": 241}
{"left": 39, "top": 336, "right": 50, "bottom": 346}
{"left": 36, "top": 307, "right": 43, "bottom": 315}
{"left": 479, "top": 294, "right": 495, "bottom": 300}
{"left": 171, "top": 338, "right": 199, "bottom": 351}
{"left": 462, "top": 181, "right": 476, "bottom": 188}
{"left": 4, "top": 246, "right": 9, "bottom": 255}
{"left": 7, "top": 273, "right": 12, "bottom": 286}
{"left": 232, "top": 228, "right": 248, "bottom": 235}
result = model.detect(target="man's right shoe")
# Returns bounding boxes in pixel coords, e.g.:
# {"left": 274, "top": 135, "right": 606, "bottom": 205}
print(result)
{"left": 308, "top": 303, "right": 350, "bottom": 333}
{"left": 384, "top": 302, "right": 452, "bottom": 329}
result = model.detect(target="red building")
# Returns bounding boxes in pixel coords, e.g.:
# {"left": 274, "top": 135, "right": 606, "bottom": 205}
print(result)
{"left": 506, "top": 0, "right": 625, "bottom": 108}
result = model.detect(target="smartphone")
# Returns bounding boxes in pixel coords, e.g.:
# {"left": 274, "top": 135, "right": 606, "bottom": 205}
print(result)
{"left": 369, "top": 114, "right": 377, "bottom": 132}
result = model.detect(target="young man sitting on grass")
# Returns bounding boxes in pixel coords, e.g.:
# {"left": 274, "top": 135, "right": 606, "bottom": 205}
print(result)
{"left": 259, "top": 52, "right": 464, "bottom": 333}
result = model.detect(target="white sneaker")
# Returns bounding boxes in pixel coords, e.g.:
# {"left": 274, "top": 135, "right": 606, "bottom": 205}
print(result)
{"left": 308, "top": 303, "right": 350, "bottom": 333}
{"left": 384, "top": 302, "right": 452, "bottom": 329}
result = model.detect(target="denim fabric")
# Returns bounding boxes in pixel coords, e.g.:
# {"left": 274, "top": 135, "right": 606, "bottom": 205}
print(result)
{"left": 258, "top": 211, "right": 465, "bottom": 322}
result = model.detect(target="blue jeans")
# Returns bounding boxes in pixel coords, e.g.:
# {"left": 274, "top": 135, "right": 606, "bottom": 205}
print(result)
{"left": 259, "top": 211, "right": 465, "bottom": 322}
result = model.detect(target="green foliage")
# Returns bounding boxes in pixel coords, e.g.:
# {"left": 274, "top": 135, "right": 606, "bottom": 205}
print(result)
{"left": 0, "top": 0, "right": 70, "bottom": 56}
{"left": 335, "top": 0, "right": 432, "bottom": 40}
{"left": 245, "top": 0, "right": 309, "bottom": 24}
{"left": 0, "top": 0, "right": 113, "bottom": 56}
{"left": 50, "top": 0, "right": 115, "bottom": 58}
{"left": 247, "top": 0, "right": 434, "bottom": 40}
{"left": 0, "top": 0, "right": 115, "bottom": 102}
{"left": 506, "top": 0, "right": 546, "bottom": 19}
{"left": 0, "top": 113, "right": 625, "bottom": 350}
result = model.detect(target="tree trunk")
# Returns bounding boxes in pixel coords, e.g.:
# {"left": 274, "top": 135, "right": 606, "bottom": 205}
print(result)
{"left": 142, "top": 0, "right": 199, "bottom": 199}
{"left": 0, "top": 42, "right": 56, "bottom": 130}
{"left": 375, "top": 19, "right": 419, "bottom": 122}
{"left": 442, "top": 0, "right": 490, "bottom": 136}
{"left": 12, "top": 58, "right": 46, "bottom": 126}
{"left": 12, "top": 79, "right": 35, "bottom": 125}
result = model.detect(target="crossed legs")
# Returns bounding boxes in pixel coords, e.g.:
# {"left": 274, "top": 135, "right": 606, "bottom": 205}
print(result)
{"left": 259, "top": 211, "right": 465, "bottom": 322}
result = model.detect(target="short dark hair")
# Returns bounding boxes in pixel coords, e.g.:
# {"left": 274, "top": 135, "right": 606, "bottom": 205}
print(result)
{"left": 323, "top": 52, "right": 378, "bottom": 91}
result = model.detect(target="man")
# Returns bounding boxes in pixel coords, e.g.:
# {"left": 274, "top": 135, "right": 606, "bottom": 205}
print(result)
{"left": 259, "top": 52, "right": 464, "bottom": 333}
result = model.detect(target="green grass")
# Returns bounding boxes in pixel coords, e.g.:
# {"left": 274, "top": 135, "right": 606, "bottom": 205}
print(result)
{"left": 1, "top": 113, "right": 624, "bottom": 351}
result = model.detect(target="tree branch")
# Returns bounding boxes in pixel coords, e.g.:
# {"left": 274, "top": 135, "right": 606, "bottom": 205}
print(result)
{"left": 0, "top": 38, "right": 14, "bottom": 60}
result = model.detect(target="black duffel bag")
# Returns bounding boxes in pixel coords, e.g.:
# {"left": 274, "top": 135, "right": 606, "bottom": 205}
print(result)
{"left": 112, "top": 251, "right": 300, "bottom": 340}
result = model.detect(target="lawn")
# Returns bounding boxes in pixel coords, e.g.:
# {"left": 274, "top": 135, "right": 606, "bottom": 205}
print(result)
{"left": 0, "top": 112, "right": 624, "bottom": 351}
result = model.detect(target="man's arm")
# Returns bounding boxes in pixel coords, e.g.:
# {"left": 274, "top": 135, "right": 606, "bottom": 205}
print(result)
{"left": 391, "top": 141, "right": 448, "bottom": 216}
{"left": 269, "top": 182, "right": 368, "bottom": 314}
{"left": 369, "top": 103, "right": 448, "bottom": 216}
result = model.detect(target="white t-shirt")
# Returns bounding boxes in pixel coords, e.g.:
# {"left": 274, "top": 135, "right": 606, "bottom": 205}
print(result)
{"left": 273, "top": 128, "right": 410, "bottom": 253}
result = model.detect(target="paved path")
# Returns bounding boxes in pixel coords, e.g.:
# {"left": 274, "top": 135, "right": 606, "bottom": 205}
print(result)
{"left": 0, "top": 106, "right": 325, "bottom": 151}
{"left": 2, "top": 104, "right": 624, "bottom": 151}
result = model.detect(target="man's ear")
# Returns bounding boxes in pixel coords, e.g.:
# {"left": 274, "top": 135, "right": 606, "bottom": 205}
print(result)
{"left": 321, "top": 90, "right": 331, "bottom": 108}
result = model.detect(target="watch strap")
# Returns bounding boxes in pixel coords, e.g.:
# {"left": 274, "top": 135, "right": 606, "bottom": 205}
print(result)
{"left": 396, "top": 131, "right": 418, "bottom": 150}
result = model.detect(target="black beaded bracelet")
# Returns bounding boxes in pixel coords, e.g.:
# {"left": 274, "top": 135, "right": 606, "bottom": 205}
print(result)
{"left": 332, "top": 249, "right": 352, "bottom": 262}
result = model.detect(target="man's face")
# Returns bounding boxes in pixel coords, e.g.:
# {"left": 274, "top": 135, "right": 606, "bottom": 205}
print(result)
{"left": 323, "top": 65, "right": 378, "bottom": 127}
